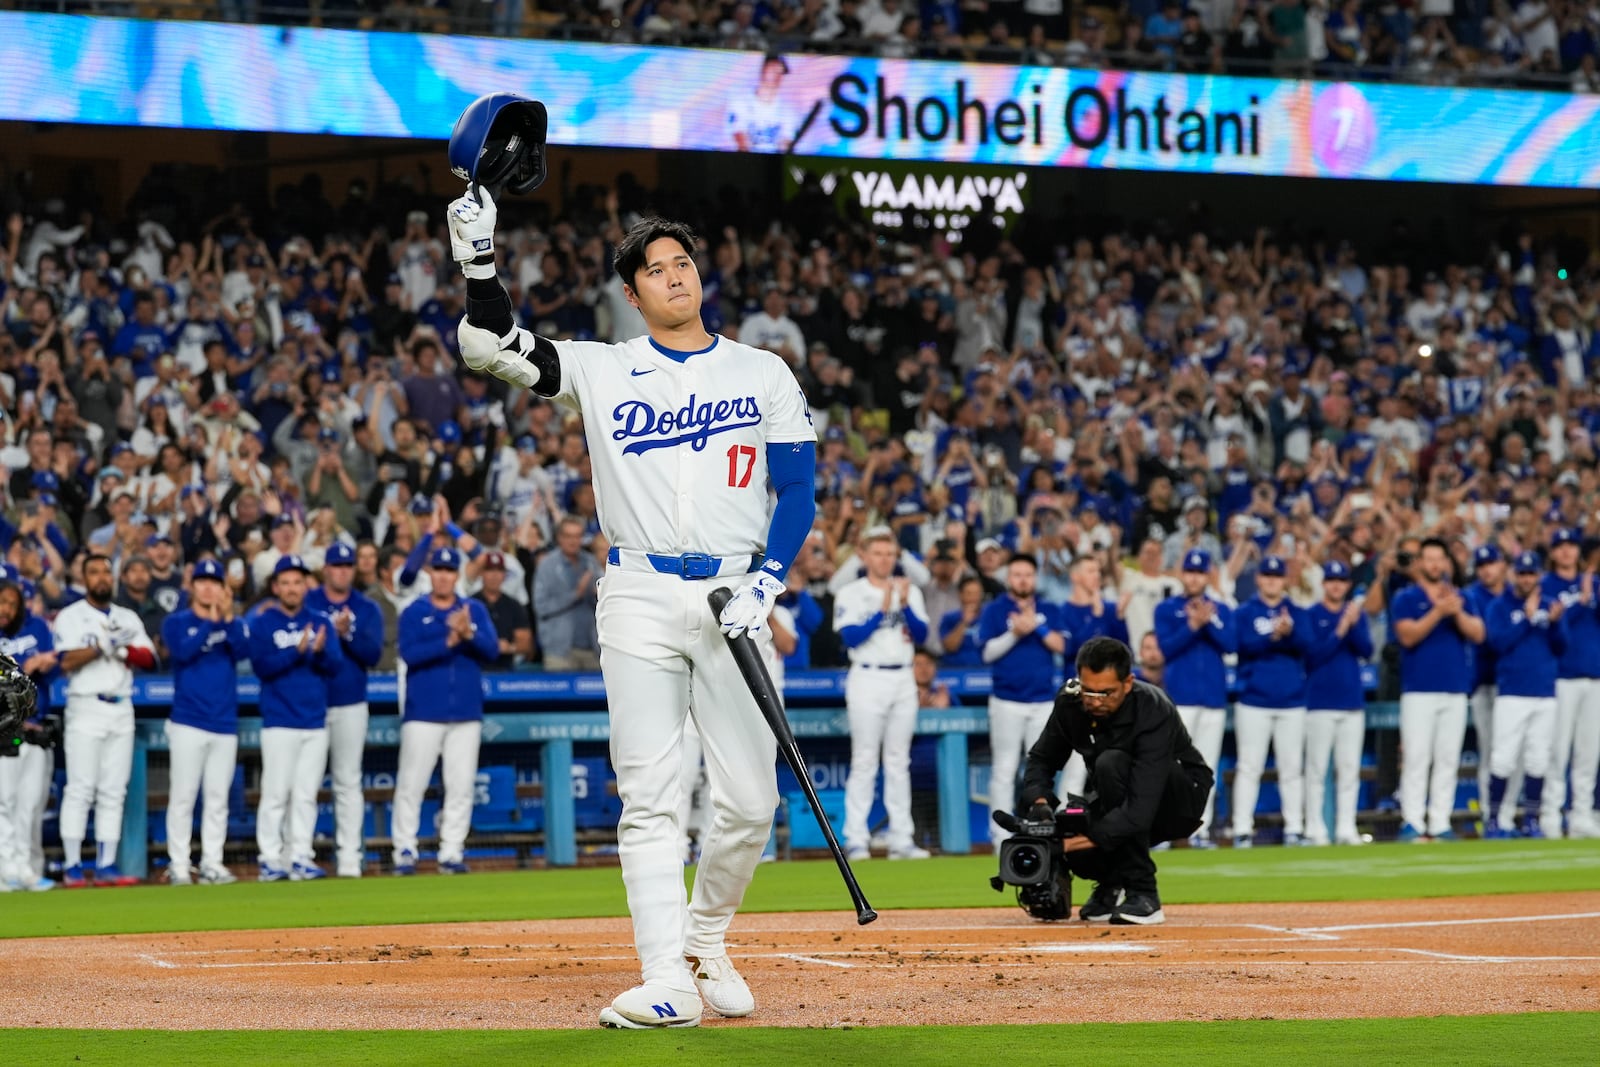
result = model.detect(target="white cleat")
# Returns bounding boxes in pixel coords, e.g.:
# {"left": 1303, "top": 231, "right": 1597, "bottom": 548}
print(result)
{"left": 888, "top": 845, "right": 931, "bottom": 860}
{"left": 686, "top": 954, "right": 755, "bottom": 1018}
{"left": 598, "top": 983, "right": 702, "bottom": 1029}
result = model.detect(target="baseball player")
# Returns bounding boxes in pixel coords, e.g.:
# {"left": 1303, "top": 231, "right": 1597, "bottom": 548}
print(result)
{"left": 1390, "top": 538, "right": 1484, "bottom": 841}
{"left": 1232, "top": 555, "right": 1311, "bottom": 847}
{"left": 1153, "top": 549, "right": 1235, "bottom": 846}
{"left": 306, "top": 542, "right": 385, "bottom": 877}
{"left": 1302, "top": 560, "right": 1373, "bottom": 846}
{"left": 0, "top": 581, "right": 58, "bottom": 891}
{"left": 160, "top": 559, "right": 249, "bottom": 885}
{"left": 445, "top": 161, "right": 816, "bottom": 1027}
{"left": 52, "top": 553, "right": 157, "bottom": 887}
{"left": 979, "top": 552, "right": 1070, "bottom": 841}
{"left": 247, "top": 554, "right": 344, "bottom": 882}
{"left": 1464, "top": 545, "right": 1513, "bottom": 834}
{"left": 394, "top": 547, "right": 499, "bottom": 875}
{"left": 835, "top": 527, "right": 931, "bottom": 861}
{"left": 1540, "top": 529, "right": 1600, "bottom": 839}
{"left": 1486, "top": 551, "right": 1567, "bottom": 838}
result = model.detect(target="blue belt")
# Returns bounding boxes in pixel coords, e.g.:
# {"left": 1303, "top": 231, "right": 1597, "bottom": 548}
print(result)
{"left": 606, "top": 547, "right": 764, "bottom": 580}
{"left": 96, "top": 694, "right": 128, "bottom": 704}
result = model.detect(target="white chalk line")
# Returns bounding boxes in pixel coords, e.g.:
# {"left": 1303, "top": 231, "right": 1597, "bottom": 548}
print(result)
{"left": 131, "top": 910, "right": 1600, "bottom": 971}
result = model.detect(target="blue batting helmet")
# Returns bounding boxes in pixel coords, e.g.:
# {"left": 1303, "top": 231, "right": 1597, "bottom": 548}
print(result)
{"left": 448, "top": 92, "right": 548, "bottom": 198}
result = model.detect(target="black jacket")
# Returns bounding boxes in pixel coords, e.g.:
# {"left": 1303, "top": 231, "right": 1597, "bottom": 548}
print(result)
{"left": 1021, "top": 680, "right": 1212, "bottom": 850}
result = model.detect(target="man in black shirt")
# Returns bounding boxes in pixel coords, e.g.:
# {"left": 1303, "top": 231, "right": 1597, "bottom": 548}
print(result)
{"left": 1020, "top": 637, "right": 1212, "bottom": 926}
{"left": 473, "top": 551, "right": 531, "bottom": 671}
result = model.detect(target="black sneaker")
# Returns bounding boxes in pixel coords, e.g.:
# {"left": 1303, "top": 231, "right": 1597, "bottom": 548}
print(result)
{"left": 1110, "top": 891, "right": 1165, "bottom": 925}
{"left": 1079, "top": 883, "right": 1123, "bottom": 922}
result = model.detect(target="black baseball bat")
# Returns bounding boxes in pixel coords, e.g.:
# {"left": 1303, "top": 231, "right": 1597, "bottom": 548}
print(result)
{"left": 707, "top": 587, "right": 878, "bottom": 925}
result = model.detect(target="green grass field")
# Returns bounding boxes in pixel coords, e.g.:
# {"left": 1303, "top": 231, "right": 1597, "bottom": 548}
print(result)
{"left": 7, "top": 841, "right": 1597, "bottom": 1062}
{"left": 6, "top": 839, "right": 1599, "bottom": 938}
{"left": 5, "top": 1016, "right": 1598, "bottom": 1066}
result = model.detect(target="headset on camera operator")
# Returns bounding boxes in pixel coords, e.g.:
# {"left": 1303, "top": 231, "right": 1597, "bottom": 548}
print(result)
{"left": 1016, "top": 636, "right": 1212, "bottom": 926}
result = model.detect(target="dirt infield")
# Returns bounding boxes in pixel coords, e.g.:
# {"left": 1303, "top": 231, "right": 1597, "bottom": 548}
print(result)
{"left": 3, "top": 892, "right": 1597, "bottom": 1029}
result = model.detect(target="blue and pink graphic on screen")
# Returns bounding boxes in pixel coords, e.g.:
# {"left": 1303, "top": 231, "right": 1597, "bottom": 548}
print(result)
{"left": 2, "top": 12, "right": 1599, "bottom": 188}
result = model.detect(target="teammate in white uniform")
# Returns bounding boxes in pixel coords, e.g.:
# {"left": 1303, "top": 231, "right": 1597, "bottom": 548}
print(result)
{"left": 834, "top": 527, "right": 932, "bottom": 861}
{"left": 0, "top": 581, "right": 58, "bottom": 891}
{"left": 448, "top": 188, "right": 816, "bottom": 1029}
{"left": 52, "top": 554, "right": 158, "bottom": 887}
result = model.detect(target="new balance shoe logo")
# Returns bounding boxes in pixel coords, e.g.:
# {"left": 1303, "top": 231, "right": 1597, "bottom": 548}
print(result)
{"left": 651, "top": 1003, "right": 678, "bottom": 1019}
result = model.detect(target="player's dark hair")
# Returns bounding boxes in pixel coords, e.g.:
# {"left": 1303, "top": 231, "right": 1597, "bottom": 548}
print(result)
{"left": 614, "top": 218, "right": 700, "bottom": 290}
{"left": 1419, "top": 537, "right": 1451, "bottom": 557}
{"left": 958, "top": 574, "right": 984, "bottom": 592}
{"left": 84, "top": 552, "right": 114, "bottom": 573}
{"left": 1008, "top": 553, "right": 1039, "bottom": 570}
{"left": 762, "top": 53, "right": 790, "bottom": 74}
{"left": 1076, "top": 636, "right": 1133, "bottom": 680}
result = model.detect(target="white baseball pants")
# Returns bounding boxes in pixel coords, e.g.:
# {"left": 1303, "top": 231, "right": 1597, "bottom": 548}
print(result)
{"left": 843, "top": 667, "right": 919, "bottom": 853}
{"left": 326, "top": 701, "right": 370, "bottom": 875}
{"left": 0, "top": 742, "right": 52, "bottom": 885}
{"left": 391, "top": 719, "right": 481, "bottom": 865}
{"left": 1546, "top": 678, "right": 1600, "bottom": 834}
{"left": 986, "top": 697, "right": 1059, "bottom": 842}
{"left": 164, "top": 720, "right": 238, "bottom": 876}
{"left": 1398, "top": 691, "right": 1468, "bottom": 837}
{"left": 595, "top": 569, "right": 778, "bottom": 990}
{"left": 1232, "top": 704, "right": 1307, "bottom": 839}
{"left": 1471, "top": 685, "right": 1517, "bottom": 831}
{"left": 60, "top": 695, "right": 136, "bottom": 866}
{"left": 256, "top": 726, "right": 329, "bottom": 870}
{"left": 1491, "top": 695, "right": 1555, "bottom": 781}
{"left": 1176, "top": 705, "right": 1226, "bottom": 837}
{"left": 1304, "top": 709, "right": 1364, "bottom": 844}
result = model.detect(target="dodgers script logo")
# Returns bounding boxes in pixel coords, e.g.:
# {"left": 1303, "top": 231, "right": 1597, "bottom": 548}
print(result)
{"left": 611, "top": 393, "right": 762, "bottom": 455}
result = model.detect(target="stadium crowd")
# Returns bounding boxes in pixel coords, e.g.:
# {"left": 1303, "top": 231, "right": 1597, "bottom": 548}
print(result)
{"left": 30, "top": 0, "right": 1600, "bottom": 91}
{"left": 2, "top": 152, "right": 1599, "bottom": 886}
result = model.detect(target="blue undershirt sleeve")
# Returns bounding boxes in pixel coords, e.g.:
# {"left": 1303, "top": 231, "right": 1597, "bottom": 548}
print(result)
{"left": 758, "top": 441, "right": 818, "bottom": 582}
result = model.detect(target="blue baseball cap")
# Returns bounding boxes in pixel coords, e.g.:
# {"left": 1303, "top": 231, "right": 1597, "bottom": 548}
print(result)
{"left": 192, "top": 558, "right": 226, "bottom": 582}
{"left": 272, "top": 554, "right": 310, "bottom": 578}
{"left": 19, "top": 578, "right": 35, "bottom": 602}
{"left": 272, "top": 514, "right": 296, "bottom": 529}
{"left": 320, "top": 361, "right": 343, "bottom": 383}
{"left": 1473, "top": 544, "right": 1502, "bottom": 566}
{"left": 1514, "top": 550, "right": 1544, "bottom": 574}
{"left": 324, "top": 542, "right": 356, "bottom": 566}
{"left": 1323, "top": 560, "right": 1352, "bottom": 581}
{"left": 36, "top": 491, "right": 57, "bottom": 507}
{"left": 0, "top": 563, "right": 18, "bottom": 584}
{"left": 146, "top": 533, "right": 173, "bottom": 547}
{"left": 317, "top": 427, "right": 340, "bottom": 444}
{"left": 30, "top": 470, "right": 59, "bottom": 491}
{"left": 180, "top": 484, "right": 205, "bottom": 500}
{"left": 429, "top": 546, "right": 462, "bottom": 571}
{"left": 110, "top": 442, "right": 133, "bottom": 457}
{"left": 825, "top": 425, "right": 847, "bottom": 442}
{"left": 1551, "top": 528, "right": 1580, "bottom": 547}
{"left": 437, "top": 420, "right": 462, "bottom": 444}
{"left": 514, "top": 433, "right": 538, "bottom": 451}
{"left": 1182, "top": 549, "right": 1212, "bottom": 573}
{"left": 409, "top": 495, "right": 435, "bottom": 516}
{"left": 1259, "top": 555, "right": 1288, "bottom": 577}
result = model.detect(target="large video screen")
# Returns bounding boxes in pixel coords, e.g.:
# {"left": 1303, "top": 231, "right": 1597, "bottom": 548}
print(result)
{"left": 3, "top": 12, "right": 1596, "bottom": 187}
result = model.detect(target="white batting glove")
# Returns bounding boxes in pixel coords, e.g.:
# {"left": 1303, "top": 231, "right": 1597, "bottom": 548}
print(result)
{"left": 719, "top": 573, "right": 786, "bottom": 639}
{"left": 447, "top": 187, "right": 498, "bottom": 278}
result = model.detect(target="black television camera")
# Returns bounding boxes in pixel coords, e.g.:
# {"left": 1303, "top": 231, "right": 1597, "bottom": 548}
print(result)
{"left": 988, "top": 797, "right": 1090, "bottom": 921}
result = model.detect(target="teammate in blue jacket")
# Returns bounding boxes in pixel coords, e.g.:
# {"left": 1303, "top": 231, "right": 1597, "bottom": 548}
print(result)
{"left": 160, "top": 559, "right": 249, "bottom": 885}
{"left": 1390, "top": 537, "right": 1484, "bottom": 841}
{"left": 1153, "top": 549, "right": 1234, "bottom": 845}
{"left": 1540, "top": 528, "right": 1600, "bottom": 839}
{"left": 1487, "top": 551, "right": 1568, "bottom": 838}
{"left": 306, "top": 542, "right": 385, "bottom": 877}
{"left": 1231, "top": 555, "right": 1311, "bottom": 847}
{"left": 978, "top": 553, "right": 1069, "bottom": 841}
{"left": 248, "top": 554, "right": 345, "bottom": 881}
{"left": 1463, "top": 545, "right": 1511, "bottom": 835}
{"left": 394, "top": 547, "right": 500, "bottom": 875}
{"left": 1058, "top": 556, "right": 1131, "bottom": 665}
{"left": 1302, "top": 560, "right": 1373, "bottom": 846}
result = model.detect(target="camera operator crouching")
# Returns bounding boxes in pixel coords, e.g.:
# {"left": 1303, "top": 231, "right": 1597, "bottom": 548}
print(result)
{"left": 1019, "top": 636, "right": 1213, "bottom": 925}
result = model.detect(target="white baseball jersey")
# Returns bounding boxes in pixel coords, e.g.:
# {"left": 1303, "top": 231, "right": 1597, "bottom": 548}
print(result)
{"left": 52, "top": 600, "right": 155, "bottom": 701}
{"left": 550, "top": 335, "right": 815, "bottom": 558}
{"left": 833, "top": 577, "right": 926, "bottom": 669}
